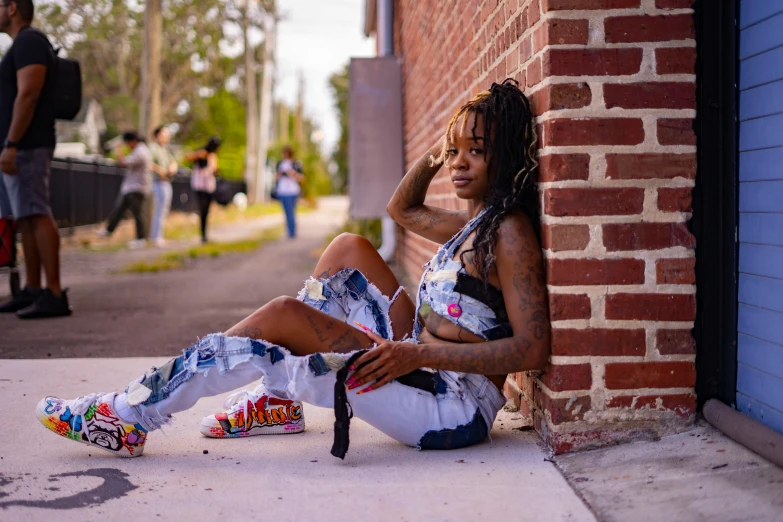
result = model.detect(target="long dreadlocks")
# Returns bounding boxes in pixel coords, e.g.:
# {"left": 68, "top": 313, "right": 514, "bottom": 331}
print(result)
{"left": 435, "top": 78, "right": 539, "bottom": 288}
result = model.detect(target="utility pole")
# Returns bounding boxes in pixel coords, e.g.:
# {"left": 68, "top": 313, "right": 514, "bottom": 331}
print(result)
{"left": 139, "top": 0, "right": 162, "bottom": 140}
{"left": 294, "top": 71, "right": 305, "bottom": 145}
{"left": 242, "top": 1, "right": 258, "bottom": 203}
{"left": 278, "top": 103, "right": 289, "bottom": 143}
{"left": 255, "top": 13, "right": 276, "bottom": 204}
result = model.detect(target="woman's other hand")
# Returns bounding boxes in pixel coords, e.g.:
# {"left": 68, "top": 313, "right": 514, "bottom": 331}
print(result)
{"left": 347, "top": 326, "right": 424, "bottom": 394}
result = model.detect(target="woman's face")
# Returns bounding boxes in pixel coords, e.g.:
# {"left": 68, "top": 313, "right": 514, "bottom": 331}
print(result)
{"left": 445, "top": 112, "right": 490, "bottom": 201}
{"left": 157, "top": 128, "right": 170, "bottom": 145}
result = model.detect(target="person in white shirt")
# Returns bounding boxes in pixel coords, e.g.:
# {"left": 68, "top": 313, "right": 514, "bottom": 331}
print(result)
{"left": 275, "top": 145, "right": 304, "bottom": 238}
{"left": 98, "top": 131, "right": 152, "bottom": 249}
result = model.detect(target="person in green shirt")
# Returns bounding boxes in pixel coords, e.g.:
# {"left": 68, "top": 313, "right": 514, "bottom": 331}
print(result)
{"left": 148, "top": 125, "right": 177, "bottom": 246}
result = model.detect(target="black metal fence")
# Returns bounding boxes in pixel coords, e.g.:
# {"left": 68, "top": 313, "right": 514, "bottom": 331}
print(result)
{"left": 50, "top": 158, "right": 247, "bottom": 228}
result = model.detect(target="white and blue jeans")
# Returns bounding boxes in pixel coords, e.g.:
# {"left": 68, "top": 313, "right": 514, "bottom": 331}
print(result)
{"left": 121, "top": 269, "right": 507, "bottom": 451}
{"left": 150, "top": 180, "right": 172, "bottom": 241}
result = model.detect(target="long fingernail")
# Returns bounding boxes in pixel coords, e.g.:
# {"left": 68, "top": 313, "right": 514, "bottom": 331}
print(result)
{"left": 348, "top": 365, "right": 355, "bottom": 371}
{"left": 354, "top": 321, "right": 371, "bottom": 332}
{"left": 357, "top": 386, "right": 373, "bottom": 395}
{"left": 348, "top": 382, "right": 361, "bottom": 390}
{"left": 345, "top": 377, "right": 357, "bottom": 387}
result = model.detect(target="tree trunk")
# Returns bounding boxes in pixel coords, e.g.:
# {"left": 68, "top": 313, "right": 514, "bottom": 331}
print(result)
{"left": 140, "top": 0, "right": 162, "bottom": 140}
{"left": 243, "top": 4, "right": 258, "bottom": 203}
{"left": 256, "top": 15, "right": 275, "bottom": 204}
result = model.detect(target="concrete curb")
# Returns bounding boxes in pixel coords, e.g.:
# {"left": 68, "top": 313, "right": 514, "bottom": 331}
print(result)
{"left": 703, "top": 398, "right": 783, "bottom": 469}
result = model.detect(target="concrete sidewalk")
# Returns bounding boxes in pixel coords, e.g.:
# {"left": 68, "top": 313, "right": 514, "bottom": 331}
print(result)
{"left": 0, "top": 358, "right": 595, "bottom": 521}
{"left": 556, "top": 420, "right": 783, "bottom": 522}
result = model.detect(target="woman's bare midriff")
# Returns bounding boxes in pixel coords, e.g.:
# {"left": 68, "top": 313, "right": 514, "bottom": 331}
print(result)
{"left": 424, "top": 312, "right": 507, "bottom": 391}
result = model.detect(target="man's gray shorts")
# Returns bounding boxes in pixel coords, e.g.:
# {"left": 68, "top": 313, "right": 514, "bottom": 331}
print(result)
{"left": 0, "top": 147, "right": 54, "bottom": 219}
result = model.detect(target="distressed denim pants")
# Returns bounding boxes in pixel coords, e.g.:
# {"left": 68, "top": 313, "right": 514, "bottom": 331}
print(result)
{"left": 122, "top": 268, "right": 507, "bottom": 450}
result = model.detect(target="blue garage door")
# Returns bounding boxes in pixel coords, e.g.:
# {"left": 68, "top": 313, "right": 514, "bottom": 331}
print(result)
{"left": 737, "top": 0, "right": 783, "bottom": 434}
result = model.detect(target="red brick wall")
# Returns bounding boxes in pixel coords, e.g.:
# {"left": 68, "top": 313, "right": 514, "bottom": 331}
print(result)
{"left": 393, "top": 0, "right": 697, "bottom": 454}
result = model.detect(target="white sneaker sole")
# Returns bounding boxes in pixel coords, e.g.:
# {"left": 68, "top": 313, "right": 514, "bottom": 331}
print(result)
{"left": 199, "top": 418, "right": 306, "bottom": 438}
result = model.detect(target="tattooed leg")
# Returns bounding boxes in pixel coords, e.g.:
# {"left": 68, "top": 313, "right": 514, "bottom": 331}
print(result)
{"left": 225, "top": 296, "right": 372, "bottom": 356}
{"left": 310, "top": 233, "right": 416, "bottom": 340}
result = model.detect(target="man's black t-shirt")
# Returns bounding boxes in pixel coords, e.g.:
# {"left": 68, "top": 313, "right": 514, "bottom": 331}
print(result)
{"left": 0, "top": 27, "right": 56, "bottom": 150}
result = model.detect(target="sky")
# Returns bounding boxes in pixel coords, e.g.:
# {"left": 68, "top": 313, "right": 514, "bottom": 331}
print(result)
{"left": 275, "top": 0, "right": 376, "bottom": 154}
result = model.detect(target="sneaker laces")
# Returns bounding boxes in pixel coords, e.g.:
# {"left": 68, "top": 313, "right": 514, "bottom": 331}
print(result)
{"left": 70, "top": 392, "right": 108, "bottom": 445}
{"left": 71, "top": 392, "right": 106, "bottom": 416}
{"left": 222, "top": 384, "right": 268, "bottom": 417}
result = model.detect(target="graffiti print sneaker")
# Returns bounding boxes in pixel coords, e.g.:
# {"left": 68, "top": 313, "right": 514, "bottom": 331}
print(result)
{"left": 200, "top": 385, "right": 305, "bottom": 438}
{"left": 36, "top": 393, "right": 147, "bottom": 457}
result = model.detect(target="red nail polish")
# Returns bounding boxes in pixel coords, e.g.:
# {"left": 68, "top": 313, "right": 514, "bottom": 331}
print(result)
{"left": 354, "top": 321, "right": 372, "bottom": 333}
{"left": 348, "top": 365, "right": 355, "bottom": 371}
{"left": 357, "top": 386, "right": 373, "bottom": 395}
{"left": 346, "top": 377, "right": 356, "bottom": 387}
{"left": 348, "top": 382, "right": 360, "bottom": 390}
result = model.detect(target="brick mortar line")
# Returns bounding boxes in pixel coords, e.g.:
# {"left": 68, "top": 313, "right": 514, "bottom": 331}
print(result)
{"left": 538, "top": 143, "right": 696, "bottom": 155}
{"left": 550, "top": 355, "right": 695, "bottom": 364}
{"left": 536, "top": 107, "right": 697, "bottom": 119}
{"left": 536, "top": 6, "right": 695, "bottom": 19}
{"left": 545, "top": 283, "right": 697, "bottom": 294}
{"left": 540, "top": 215, "right": 690, "bottom": 225}
{"left": 505, "top": 374, "right": 524, "bottom": 395}
{"left": 536, "top": 381, "right": 694, "bottom": 400}
{"left": 539, "top": 179, "right": 696, "bottom": 189}
{"left": 543, "top": 248, "right": 696, "bottom": 259}
{"left": 530, "top": 75, "right": 697, "bottom": 93}
{"left": 545, "top": 417, "right": 695, "bottom": 434}
{"left": 550, "top": 318, "right": 695, "bottom": 329}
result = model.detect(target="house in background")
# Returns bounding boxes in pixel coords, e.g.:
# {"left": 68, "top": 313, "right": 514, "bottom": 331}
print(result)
{"left": 55, "top": 98, "right": 107, "bottom": 156}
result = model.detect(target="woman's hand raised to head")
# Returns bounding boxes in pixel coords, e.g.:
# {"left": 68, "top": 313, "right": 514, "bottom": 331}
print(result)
{"left": 346, "top": 324, "right": 425, "bottom": 394}
{"left": 386, "top": 141, "right": 468, "bottom": 244}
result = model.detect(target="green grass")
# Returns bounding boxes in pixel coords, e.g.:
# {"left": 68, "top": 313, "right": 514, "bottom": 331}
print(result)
{"left": 212, "top": 201, "right": 314, "bottom": 224}
{"left": 123, "top": 226, "right": 283, "bottom": 273}
{"left": 162, "top": 201, "right": 314, "bottom": 241}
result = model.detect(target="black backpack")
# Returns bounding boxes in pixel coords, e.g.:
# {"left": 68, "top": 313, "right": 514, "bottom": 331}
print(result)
{"left": 19, "top": 28, "right": 82, "bottom": 120}
{"left": 52, "top": 49, "right": 82, "bottom": 121}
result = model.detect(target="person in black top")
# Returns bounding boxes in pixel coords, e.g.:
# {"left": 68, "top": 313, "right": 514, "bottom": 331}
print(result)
{"left": 0, "top": 0, "right": 70, "bottom": 318}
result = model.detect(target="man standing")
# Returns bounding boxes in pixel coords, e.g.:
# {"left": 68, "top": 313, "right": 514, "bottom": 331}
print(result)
{"left": 148, "top": 125, "right": 177, "bottom": 247}
{"left": 0, "top": 0, "right": 71, "bottom": 319}
{"left": 97, "top": 131, "right": 152, "bottom": 248}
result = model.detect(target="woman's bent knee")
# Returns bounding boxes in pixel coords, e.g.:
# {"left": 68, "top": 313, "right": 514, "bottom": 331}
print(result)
{"left": 328, "top": 233, "right": 374, "bottom": 255}
{"left": 262, "top": 295, "right": 303, "bottom": 316}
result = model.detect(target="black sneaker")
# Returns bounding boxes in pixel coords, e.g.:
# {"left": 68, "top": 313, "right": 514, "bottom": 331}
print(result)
{"left": 17, "top": 289, "right": 72, "bottom": 319}
{"left": 0, "top": 286, "right": 41, "bottom": 313}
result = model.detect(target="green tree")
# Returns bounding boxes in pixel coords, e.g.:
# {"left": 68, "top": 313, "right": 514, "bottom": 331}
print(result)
{"left": 34, "top": 0, "right": 257, "bottom": 138}
{"left": 328, "top": 64, "right": 349, "bottom": 194}
{"left": 184, "top": 88, "right": 246, "bottom": 181}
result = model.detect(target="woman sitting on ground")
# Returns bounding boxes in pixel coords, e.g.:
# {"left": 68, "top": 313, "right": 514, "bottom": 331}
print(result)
{"left": 36, "top": 79, "right": 550, "bottom": 458}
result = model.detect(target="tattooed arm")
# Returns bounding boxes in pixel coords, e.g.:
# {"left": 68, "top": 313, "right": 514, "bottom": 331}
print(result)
{"left": 386, "top": 141, "right": 468, "bottom": 244}
{"left": 350, "top": 215, "right": 550, "bottom": 388}
{"left": 420, "top": 215, "right": 549, "bottom": 373}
